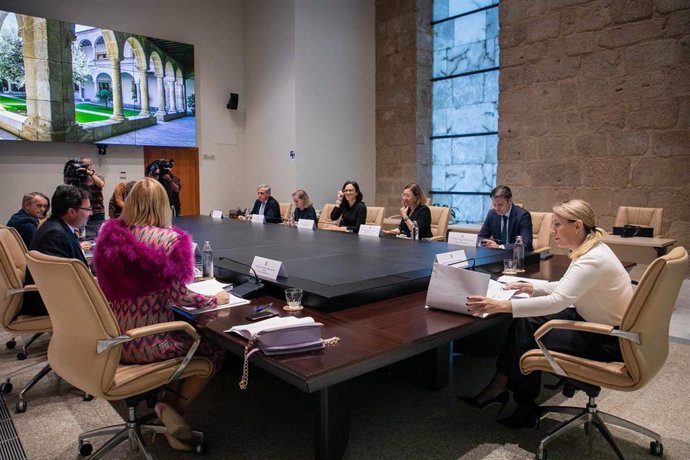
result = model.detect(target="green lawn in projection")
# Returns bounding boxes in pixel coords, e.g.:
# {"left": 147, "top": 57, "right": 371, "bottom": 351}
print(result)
{"left": 0, "top": 97, "right": 141, "bottom": 123}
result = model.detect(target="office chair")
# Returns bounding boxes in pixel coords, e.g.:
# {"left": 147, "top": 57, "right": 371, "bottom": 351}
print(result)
{"left": 317, "top": 203, "right": 338, "bottom": 230}
{"left": 520, "top": 246, "right": 687, "bottom": 460}
{"left": 530, "top": 212, "right": 553, "bottom": 253}
{"left": 614, "top": 206, "right": 663, "bottom": 237}
{"left": 0, "top": 226, "right": 54, "bottom": 413}
{"left": 279, "top": 202, "right": 291, "bottom": 222}
{"left": 428, "top": 206, "right": 451, "bottom": 241}
{"left": 25, "top": 250, "right": 212, "bottom": 458}
{"left": 365, "top": 206, "right": 385, "bottom": 227}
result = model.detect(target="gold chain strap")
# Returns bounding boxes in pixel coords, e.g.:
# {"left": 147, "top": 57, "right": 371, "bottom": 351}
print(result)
{"left": 238, "top": 336, "right": 341, "bottom": 390}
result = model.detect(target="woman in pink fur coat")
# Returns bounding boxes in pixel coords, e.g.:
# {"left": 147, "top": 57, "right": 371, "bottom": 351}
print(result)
{"left": 94, "top": 178, "right": 228, "bottom": 451}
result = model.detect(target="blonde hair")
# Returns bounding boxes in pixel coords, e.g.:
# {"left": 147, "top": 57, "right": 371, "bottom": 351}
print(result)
{"left": 403, "top": 183, "right": 427, "bottom": 207}
{"left": 291, "top": 189, "right": 312, "bottom": 208}
{"left": 121, "top": 178, "right": 172, "bottom": 228}
{"left": 552, "top": 199, "right": 604, "bottom": 259}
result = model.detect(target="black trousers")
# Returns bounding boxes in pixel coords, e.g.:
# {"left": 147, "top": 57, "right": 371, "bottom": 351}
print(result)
{"left": 496, "top": 309, "right": 622, "bottom": 405}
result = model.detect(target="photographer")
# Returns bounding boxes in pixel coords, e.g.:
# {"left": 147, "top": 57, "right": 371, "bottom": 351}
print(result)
{"left": 63, "top": 157, "right": 105, "bottom": 238}
{"left": 146, "top": 159, "right": 181, "bottom": 216}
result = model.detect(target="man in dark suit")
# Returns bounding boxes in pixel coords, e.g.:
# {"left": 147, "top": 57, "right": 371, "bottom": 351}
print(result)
{"left": 248, "top": 184, "right": 282, "bottom": 223}
{"left": 6, "top": 192, "right": 49, "bottom": 248}
{"left": 22, "top": 185, "right": 92, "bottom": 316}
{"left": 478, "top": 185, "right": 533, "bottom": 251}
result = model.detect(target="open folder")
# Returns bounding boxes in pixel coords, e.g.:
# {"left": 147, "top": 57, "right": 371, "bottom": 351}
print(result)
{"left": 425, "top": 263, "right": 517, "bottom": 317}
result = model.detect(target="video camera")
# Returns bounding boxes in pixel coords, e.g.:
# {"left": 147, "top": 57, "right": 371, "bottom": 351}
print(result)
{"left": 146, "top": 159, "right": 175, "bottom": 182}
{"left": 63, "top": 159, "right": 89, "bottom": 186}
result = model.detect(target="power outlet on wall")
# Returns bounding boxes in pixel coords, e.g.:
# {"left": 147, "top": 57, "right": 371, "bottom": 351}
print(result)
{"left": 119, "top": 171, "right": 127, "bottom": 180}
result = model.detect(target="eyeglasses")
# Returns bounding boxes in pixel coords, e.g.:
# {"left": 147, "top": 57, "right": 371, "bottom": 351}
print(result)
{"left": 343, "top": 189, "right": 356, "bottom": 193}
{"left": 79, "top": 207, "right": 93, "bottom": 211}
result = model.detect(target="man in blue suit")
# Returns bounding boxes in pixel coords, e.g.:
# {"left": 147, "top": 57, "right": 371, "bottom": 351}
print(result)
{"left": 22, "top": 185, "right": 92, "bottom": 316}
{"left": 248, "top": 184, "right": 282, "bottom": 223}
{"left": 478, "top": 185, "right": 533, "bottom": 251}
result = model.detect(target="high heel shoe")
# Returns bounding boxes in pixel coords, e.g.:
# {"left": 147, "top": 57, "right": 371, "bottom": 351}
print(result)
{"left": 154, "top": 402, "right": 193, "bottom": 441}
{"left": 497, "top": 404, "right": 541, "bottom": 429}
{"left": 458, "top": 391, "right": 510, "bottom": 416}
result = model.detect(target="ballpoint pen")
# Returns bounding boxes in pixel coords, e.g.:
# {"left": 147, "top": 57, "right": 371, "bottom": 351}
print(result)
{"left": 255, "top": 302, "right": 273, "bottom": 313}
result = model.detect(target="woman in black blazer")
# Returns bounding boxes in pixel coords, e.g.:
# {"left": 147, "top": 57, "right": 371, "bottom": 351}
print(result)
{"left": 383, "top": 183, "right": 432, "bottom": 239}
{"left": 329, "top": 181, "right": 367, "bottom": 233}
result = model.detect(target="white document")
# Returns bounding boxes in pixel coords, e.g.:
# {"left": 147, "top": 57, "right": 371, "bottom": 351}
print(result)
{"left": 425, "top": 263, "right": 517, "bottom": 317}
{"left": 497, "top": 275, "right": 550, "bottom": 286}
{"left": 226, "top": 316, "right": 316, "bottom": 339}
{"left": 181, "top": 279, "right": 250, "bottom": 315}
{"left": 297, "top": 219, "right": 315, "bottom": 230}
{"left": 435, "top": 249, "right": 469, "bottom": 268}
{"left": 251, "top": 214, "right": 265, "bottom": 224}
{"left": 210, "top": 210, "right": 223, "bottom": 219}
{"left": 251, "top": 255, "right": 287, "bottom": 280}
{"left": 358, "top": 224, "right": 381, "bottom": 237}
{"left": 448, "top": 232, "right": 478, "bottom": 246}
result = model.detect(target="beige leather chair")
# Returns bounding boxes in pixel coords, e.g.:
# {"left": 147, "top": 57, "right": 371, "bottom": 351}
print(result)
{"left": 366, "top": 206, "right": 385, "bottom": 227}
{"left": 530, "top": 212, "right": 553, "bottom": 253}
{"left": 520, "top": 246, "right": 687, "bottom": 460}
{"left": 317, "top": 203, "right": 339, "bottom": 230}
{"left": 429, "top": 206, "right": 451, "bottom": 241}
{"left": 614, "top": 206, "right": 663, "bottom": 237}
{"left": 0, "top": 226, "right": 53, "bottom": 413}
{"left": 25, "top": 251, "right": 213, "bottom": 458}
{"left": 279, "top": 202, "right": 291, "bottom": 222}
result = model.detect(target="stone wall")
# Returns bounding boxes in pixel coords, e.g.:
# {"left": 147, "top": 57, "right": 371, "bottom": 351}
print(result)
{"left": 498, "top": 0, "right": 690, "bottom": 250}
{"left": 375, "top": 0, "right": 433, "bottom": 214}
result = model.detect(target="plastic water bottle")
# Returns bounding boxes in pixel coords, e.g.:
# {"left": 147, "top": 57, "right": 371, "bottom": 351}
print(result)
{"left": 202, "top": 241, "right": 214, "bottom": 278}
{"left": 513, "top": 235, "right": 525, "bottom": 272}
{"left": 412, "top": 221, "right": 419, "bottom": 241}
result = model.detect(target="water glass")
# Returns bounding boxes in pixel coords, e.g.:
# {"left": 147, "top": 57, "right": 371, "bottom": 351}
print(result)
{"left": 503, "top": 259, "right": 517, "bottom": 275}
{"left": 284, "top": 288, "right": 304, "bottom": 311}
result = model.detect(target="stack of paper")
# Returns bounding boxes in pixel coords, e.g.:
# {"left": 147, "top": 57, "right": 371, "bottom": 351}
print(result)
{"left": 179, "top": 279, "right": 250, "bottom": 315}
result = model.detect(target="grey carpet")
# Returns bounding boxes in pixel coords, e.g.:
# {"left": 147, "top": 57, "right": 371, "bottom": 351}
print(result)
{"left": 1, "top": 278, "right": 688, "bottom": 459}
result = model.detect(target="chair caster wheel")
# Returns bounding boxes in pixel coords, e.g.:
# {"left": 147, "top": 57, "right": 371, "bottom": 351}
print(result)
{"left": 16, "top": 352, "right": 27, "bottom": 360}
{"left": 0, "top": 382, "right": 12, "bottom": 393}
{"left": 6, "top": 340, "right": 16, "bottom": 349}
{"left": 83, "top": 393, "right": 94, "bottom": 401}
{"left": 79, "top": 440, "right": 93, "bottom": 456}
{"left": 15, "top": 400, "right": 26, "bottom": 413}
{"left": 650, "top": 441, "right": 663, "bottom": 456}
{"left": 195, "top": 442, "right": 207, "bottom": 455}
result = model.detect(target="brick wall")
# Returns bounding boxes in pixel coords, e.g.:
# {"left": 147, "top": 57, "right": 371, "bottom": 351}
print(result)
{"left": 498, "top": 0, "right": 690, "bottom": 250}
{"left": 375, "top": 0, "right": 433, "bottom": 215}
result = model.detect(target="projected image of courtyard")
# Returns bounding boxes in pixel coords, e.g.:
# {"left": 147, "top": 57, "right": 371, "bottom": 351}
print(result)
{"left": 0, "top": 95, "right": 140, "bottom": 122}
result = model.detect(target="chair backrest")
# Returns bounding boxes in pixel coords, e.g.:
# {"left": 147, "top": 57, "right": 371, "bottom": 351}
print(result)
{"left": 0, "top": 226, "right": 29, "bottom": 328}
{"left": 366, "top": 207, "right": 384, "bottom": 227}
{"left": 317, "top": 204, "right": 338, "bottom": 229}
{"left": 25, "top": 251, "right": 122, "bottom": 399}
{"left": 530, "top": 212, "right": 553, "bottom": 252}
{"left": 279, "top": 202, "right": 291, "bottom": 222}
{"left": 618, "top": 246, "right": 687, "bottom": 389}
{"left": 614, "top": 206, "right": 663, "bottom": 236}
{"left": 429, "top": 206, "right": 451, "bottom": 241}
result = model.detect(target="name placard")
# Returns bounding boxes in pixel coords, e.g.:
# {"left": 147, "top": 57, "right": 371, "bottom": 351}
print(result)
{"left": 297, "top": 219, "right": 315, "bottom": 230}
{"left": 358, "top": 224, "right": 381, "bottom": 237}
{"left": 435, "top": 249, "right": 469, "bottom": 268}
{"left": 448, "top": 232, "right": 478, "bottom": 246}
{"left": 251, "top": 256, "right": 287, "bottom": 281}
{"left": 251, "top": 214, "right": 265, "bottom": 224}
{"left": 210, "top": 210, "right": 223, "bottom": 219}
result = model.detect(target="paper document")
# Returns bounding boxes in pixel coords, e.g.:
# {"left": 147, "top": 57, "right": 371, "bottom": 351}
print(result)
{"left": 227, "top": 316, "right": 316, "bottom": 340}
{"left": 425, "top": 263, "right": 518, "bottom": 317}
{"left": 187, "top": 279, "right": 232, "bottom": 296}
{"left": 497, "top": 275, "right": 550, "bottom": 286}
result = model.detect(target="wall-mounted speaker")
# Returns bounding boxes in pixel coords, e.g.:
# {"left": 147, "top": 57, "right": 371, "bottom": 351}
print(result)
{"left": 227, "top": 93, "right": 239, "bottom": 110}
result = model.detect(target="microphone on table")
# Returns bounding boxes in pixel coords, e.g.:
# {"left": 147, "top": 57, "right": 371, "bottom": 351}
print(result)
{"left": 218, "top": 256, "right": 265, "bottom": 299}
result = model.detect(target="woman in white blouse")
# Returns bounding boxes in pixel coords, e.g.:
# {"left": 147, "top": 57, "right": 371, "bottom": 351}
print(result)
{"left": 462, "top": 199, "right": 633, "bottom": 429}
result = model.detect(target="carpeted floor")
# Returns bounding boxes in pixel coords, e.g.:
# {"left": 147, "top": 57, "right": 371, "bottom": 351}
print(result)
{"left": 2, "top": 278, "right": 689, "bottom": 459}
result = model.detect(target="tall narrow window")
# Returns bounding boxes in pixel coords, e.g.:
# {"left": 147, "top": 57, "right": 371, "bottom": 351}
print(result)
{"left": 431, "top": 1, "right": 499, "bottom": 224}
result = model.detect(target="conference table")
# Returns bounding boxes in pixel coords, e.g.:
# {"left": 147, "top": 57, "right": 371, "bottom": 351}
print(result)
{"left": 173, "top": 217, "right": 575, "bottom": 459}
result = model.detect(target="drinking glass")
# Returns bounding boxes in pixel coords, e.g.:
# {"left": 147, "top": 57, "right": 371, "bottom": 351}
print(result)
{"left": 284, "top": 288, "right": 304, "bottom": 311}
{"left": 503, "top": 259, "right": 517, "bottom": 275}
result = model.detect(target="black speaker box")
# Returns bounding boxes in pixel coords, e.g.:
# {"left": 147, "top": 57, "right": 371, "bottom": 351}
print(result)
{"left": 227, "top": 93, "right": 239, "bottom": 110}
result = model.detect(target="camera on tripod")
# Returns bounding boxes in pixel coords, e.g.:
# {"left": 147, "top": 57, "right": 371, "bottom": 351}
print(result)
{"left": 146, "top": 159, "right": 175, "bottom": 182}
{"left": 63, "top": 159, "right": 89, "bottom": 186}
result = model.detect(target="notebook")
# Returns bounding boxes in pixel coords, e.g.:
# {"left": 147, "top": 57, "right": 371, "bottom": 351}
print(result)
{"left": 425, "top": 263, "right": 517, "bottom": 317}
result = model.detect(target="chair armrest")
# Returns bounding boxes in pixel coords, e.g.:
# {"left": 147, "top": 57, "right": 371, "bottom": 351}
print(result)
{"left": 532, "top": 246, "right": 551, "bottom": 253}
{"left": 533, "top": 319, "right": 639, "bottom": 378}
{"left": 429, "top": 235, "right": 445, "bottom": 242}
{"left": 97, "top": 321, "right": 202, "bottom": 384}
{"left": 6, "top": 284, "right": 39, "bottom": 297}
